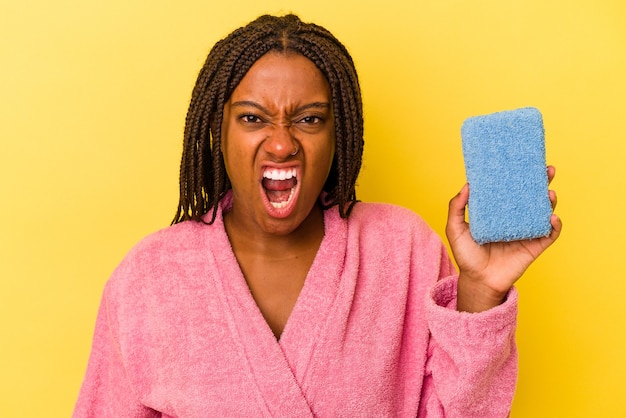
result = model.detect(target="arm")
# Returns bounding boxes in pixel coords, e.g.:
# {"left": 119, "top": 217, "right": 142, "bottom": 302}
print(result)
{"left": 73, "top": 286, "right": 160, "bottom": 418}
{"left": 417, "top": 167, "right": 560, "bottom": 416}
{"left": 419, "top": 276, "right": 518, "bottom": 418}
{"left": 447, "top": 166, "right": 562, "bottom": 312}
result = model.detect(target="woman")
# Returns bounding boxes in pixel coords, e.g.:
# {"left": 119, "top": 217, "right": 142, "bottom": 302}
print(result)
{"left": 74, "top": 14, "right": 561, "bottom": 417}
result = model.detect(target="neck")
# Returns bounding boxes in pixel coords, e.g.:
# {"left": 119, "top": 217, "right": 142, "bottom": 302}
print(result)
{"left": 224, "top": 204, "right": 325, "bottom": 258}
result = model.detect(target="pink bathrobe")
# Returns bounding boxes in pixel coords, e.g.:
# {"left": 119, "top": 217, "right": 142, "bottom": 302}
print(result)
{"left": 74, "top": 195, "right": 518, "bottom": 417}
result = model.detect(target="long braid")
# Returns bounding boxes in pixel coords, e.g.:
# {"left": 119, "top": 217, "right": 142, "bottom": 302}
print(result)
{"left": 173, "top": 14, "right": 364, "bottom": 224}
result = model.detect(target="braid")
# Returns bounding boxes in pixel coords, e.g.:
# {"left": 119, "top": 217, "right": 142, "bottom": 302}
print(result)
{"left": 172, "top": 14, "right": 364, "bottom": 224}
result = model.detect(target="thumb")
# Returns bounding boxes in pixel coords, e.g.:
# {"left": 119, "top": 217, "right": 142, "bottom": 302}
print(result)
{"left": 446, "top": 183, "right": 469, "bottom": 241}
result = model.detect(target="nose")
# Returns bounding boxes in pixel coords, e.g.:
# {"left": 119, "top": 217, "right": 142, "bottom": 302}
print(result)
{"left": 262, "top": 124, "right": 298, "bottom": 160}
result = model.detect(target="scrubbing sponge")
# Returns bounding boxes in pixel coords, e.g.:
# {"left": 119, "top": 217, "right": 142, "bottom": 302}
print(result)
{"left": 461, "top": 107, "right": 552, "bottom": 244}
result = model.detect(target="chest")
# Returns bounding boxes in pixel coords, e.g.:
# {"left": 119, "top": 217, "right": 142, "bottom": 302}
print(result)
{"left": 234, "top": 248, "right": 318, "bottom": 338}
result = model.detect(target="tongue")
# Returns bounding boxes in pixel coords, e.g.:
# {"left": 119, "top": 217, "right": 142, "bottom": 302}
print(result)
{"left": 263, "top": 178, "right": 296, "bottom": 203}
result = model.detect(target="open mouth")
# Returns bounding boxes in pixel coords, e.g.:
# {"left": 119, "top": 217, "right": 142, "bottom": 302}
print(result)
{"left": 262, "top": 167, "right": 298, "bottom": 209}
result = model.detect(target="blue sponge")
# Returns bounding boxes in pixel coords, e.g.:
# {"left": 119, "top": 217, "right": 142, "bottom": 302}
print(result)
{"left": 461, "top": 107, "right": 552, "bottom": 244}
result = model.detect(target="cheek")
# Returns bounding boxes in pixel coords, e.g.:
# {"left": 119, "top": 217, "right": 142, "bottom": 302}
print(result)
{"left": 220, "top": 138, "right": 242, "bottom": 187}
{"left": 220, "top": 113, "right": 243, "bottom": 171}
{"left": 220, "top": 124, "right": 242, "bottom": 174}
{"left": 310, "top": 138, "right": 336, "bottom": 187}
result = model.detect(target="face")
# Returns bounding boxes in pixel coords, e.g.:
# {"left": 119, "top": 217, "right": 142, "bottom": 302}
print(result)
{"left": 221, "top": 51, "right": 336, "bottom": 236}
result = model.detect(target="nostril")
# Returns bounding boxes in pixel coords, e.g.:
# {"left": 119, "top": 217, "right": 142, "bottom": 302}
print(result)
{"left": 263, "top": 128, "right": 299, "bottom": 158}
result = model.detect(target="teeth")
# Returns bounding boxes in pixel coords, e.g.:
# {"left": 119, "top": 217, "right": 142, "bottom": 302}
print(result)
{"left": 263, "top": 168, "right": 296, "bottom": 181}
{"left": 270, "top": 187, "right": 295, "bottom": 209}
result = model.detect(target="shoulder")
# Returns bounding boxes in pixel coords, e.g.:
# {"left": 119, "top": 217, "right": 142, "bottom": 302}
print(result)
{"left": 126, "top": 220, "right": 210, "bottom": 262}
{"left": 347, "top": 201, "right": 434, "bottom": 235}
{"left": 333, "top": 201, "right": 445, "bottom": 252}
{"left": 106, "top": 219, "right": 223, "bottom": 291}
{"left": 332, "top": 201, "right": 455, "bottom": 292}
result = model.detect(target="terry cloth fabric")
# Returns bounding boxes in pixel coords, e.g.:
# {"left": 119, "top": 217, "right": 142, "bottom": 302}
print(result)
{"left": 461, "top": 107, "right": 552, "bottom": 244}
{"left": 73, "top": 193, "right": 519, "bottom": 417}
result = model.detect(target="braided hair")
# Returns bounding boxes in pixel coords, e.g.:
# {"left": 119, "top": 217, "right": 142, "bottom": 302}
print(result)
{"left": 172, "top": 14, "right": 364, "bottom": 224}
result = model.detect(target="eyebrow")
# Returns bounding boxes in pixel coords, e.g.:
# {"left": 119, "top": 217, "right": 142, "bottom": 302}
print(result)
{"left": 230, "top": 100, "right": 331, "bottom": 114}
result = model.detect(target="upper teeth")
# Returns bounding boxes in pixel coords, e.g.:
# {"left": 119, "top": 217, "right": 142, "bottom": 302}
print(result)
{"left": 263, "top": 168, "right": 296, "bottom": 181}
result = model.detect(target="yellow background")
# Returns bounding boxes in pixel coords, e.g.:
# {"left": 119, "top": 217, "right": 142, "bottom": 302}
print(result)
{"left": 1, "top": 0, "right": 624, "bottom": 416}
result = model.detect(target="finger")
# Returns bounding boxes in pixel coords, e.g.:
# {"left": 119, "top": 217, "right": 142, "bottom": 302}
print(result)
{"left": 547, "top": 165, "right": 556, "bottom": 184}
{"left": 549, "top": 213, "right": 562, "bottom": 241}
{"left": 448, "top": 183, "right": 469, "bottom": 217}
{"left": 446, "top": 183, "right": 469, "bottom": 238}
{"left": 549, "top": 189, "right": 558, "bottom": 210}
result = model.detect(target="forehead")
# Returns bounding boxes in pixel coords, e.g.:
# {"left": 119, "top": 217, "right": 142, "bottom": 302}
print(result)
{"left": 230, "top": 51, "right": 331, "bottom": 101}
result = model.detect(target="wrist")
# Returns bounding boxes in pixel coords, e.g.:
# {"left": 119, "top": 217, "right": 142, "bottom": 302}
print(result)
{"left": 456, "top": 274, "right": 509, "bottom": 313}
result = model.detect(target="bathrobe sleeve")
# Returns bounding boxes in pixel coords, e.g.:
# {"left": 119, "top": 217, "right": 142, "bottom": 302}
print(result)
{"left": 72, "top": 285, "right": 161, "bottom": 418}
{"left": 345, "top": 201, "right": 518, "bottom": 416}
{"left": 419, "top": 274, "right": 518, "bottom": 417}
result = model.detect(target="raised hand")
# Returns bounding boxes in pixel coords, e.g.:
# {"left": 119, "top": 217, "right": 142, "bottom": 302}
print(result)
{"left": 446, "top": 166, "right": 562, "bottom": 312}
